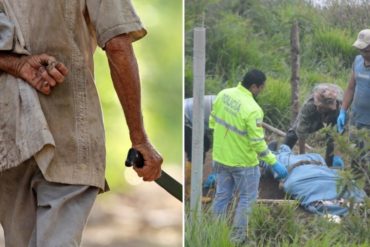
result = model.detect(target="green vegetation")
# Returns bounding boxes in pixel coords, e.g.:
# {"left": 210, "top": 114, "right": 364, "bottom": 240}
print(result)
{"left": 186, "top": 199, "right": 370, "bottom": 247}
{"left": 185, "top": 0, "right": 369, "bottom": 129}
{"left": 94, "top": 0, "right": 182, "bottom": 190}
{"left": 185, "top": 0, "right": 370, "bottom": 246}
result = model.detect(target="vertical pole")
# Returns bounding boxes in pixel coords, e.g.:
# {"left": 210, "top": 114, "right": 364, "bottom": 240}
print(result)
{"left": 290, "top": 20, "right": 300, "bottom": 124}
{"left": 190, "top": 27, "right": 206, "bottom": 217}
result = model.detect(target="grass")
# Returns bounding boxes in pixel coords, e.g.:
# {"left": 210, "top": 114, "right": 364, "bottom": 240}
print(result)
{"left": 185, "top": 200, "right": 370, "bottom": 247}
{"left": 185, "top": 209, "right": 234, "bottom": 247}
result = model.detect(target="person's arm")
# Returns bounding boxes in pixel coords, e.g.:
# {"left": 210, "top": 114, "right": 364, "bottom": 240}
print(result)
{"left": 341, "top": 71, "right": 356, "bottom": 111}
{"left": 337, "top": 71, "right": 355, "bottom": 133}
{"left": 247, "top": 110, "right": 288, "bottom": 179}
{"left": 247, "top": 110, "right": 276, "bottom": 165}
{"left": 295, "top": 100, "right": 314, "bottom": 152}
{"left": 105, "top": 33, "right": 162, "bottom": 182}
{"left": 0, "top": 52, "right": 68, "bottom": 94}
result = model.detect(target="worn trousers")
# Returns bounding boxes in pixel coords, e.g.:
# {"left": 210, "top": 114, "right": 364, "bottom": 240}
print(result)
{"left": 0, "top": 159, "right": 99, "bottom": 247}
{"left": 212, "top": 163, "right": 260, "bottom": 240}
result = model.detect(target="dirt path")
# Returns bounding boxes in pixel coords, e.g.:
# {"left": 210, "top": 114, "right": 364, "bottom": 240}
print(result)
{"left": 0, "top": 168, "right": 182, "bottom": 247}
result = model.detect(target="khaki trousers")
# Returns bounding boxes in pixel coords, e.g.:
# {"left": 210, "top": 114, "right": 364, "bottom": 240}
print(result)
{"left": 0, "top": 159, "right": 99, "bottom": 247}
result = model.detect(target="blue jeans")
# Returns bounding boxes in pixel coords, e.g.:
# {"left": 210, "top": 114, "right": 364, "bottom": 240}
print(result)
{"left": 212, "top": 162, "right": 260, "bottom": 240}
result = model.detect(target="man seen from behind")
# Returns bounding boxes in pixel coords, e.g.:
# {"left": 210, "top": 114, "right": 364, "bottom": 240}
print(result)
{"left": 209, "top": 69, "right": 288, "bottom": 245}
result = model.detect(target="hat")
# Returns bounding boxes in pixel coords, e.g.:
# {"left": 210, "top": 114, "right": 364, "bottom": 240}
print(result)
{"left": 313, "top": 84, "right": 340, "bottom": 111}
{"left": 353, "top": 29, "right": 370, "bottom": 49}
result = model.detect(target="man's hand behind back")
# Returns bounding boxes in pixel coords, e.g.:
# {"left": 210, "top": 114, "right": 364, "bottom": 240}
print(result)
{"left": 16, "top": 54, "right": 68, "bottom": 95}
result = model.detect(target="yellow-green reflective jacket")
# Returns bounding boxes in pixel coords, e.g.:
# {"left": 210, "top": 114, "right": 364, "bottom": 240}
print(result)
{"left": 209, "top": 83, "right": 277, "bottom": 167}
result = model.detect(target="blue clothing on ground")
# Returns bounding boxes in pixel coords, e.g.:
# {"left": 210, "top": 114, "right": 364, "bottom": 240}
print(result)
{"left": 270, "top": 145, "right": 366, "bottom": 216}
{"left": 212, "top": 163, "right": 260, "bottom": 241}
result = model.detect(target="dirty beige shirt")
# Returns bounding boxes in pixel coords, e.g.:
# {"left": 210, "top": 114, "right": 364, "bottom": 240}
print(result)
{"left": 2, "top": 0, "right": 146, "bottom": 190}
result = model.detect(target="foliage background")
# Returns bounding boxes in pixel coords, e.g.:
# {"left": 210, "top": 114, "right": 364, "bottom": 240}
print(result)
{"left": 185, "top": 0, "right": 370, "bottom": 130}
{"left": 95, "top": 0, "right": 183, "bottom": 190}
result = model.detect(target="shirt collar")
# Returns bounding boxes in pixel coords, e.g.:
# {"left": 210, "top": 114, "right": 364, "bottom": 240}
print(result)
{"left": 237, "top": 83, "right": 253, "bottom": 97}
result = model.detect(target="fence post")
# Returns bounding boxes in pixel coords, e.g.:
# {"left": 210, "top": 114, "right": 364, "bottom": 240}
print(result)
{"left": 190, "top": 27, "right": 206, "bottom": 218}
{"left": 291, "top": 20, "right": 300, "bottom": 124}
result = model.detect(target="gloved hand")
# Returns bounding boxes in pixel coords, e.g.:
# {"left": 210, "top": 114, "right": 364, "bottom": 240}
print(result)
{"left": 332, "top": 155, "right": 344, "bottom": 168}
{"left": 271, "top": 161, "right": 288, "bottom": 179}
{"left": 337, "top": 109, "right": 346, "bottom": 134}
{"left": 203, "top": 173, "right": 217, "bottom": 189}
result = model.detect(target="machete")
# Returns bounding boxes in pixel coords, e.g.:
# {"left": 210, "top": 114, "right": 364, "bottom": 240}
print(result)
{"left": 125, "top": 148, "right": 183, "bottom": 202}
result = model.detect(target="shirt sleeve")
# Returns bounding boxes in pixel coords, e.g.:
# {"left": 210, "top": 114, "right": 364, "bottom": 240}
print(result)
{"left": 246, "top": 110, "right": 277, "bottom": 165}
{"left": 86, "top": 0, "right": 147, "bottom": 48}
{"left": 295, "top": 100, "right": 316, "bottom": 139}
{"left": 0, "top": 12, "right": 14, "bottom": 51}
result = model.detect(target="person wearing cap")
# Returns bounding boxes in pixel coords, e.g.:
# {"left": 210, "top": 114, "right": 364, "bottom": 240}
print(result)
{"left": 337, "top": 29, "right": 370, "bottom": 195}
{"left": 284, "top": 83, "right": 344, "bottom": 167}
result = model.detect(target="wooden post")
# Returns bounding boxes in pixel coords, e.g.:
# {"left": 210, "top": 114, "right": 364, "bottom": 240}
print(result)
{"left": 290, "top": 20, "right": 300, "bottom": 124}
{"left": 190, "top": 27, "right": 206, "bottom": 217}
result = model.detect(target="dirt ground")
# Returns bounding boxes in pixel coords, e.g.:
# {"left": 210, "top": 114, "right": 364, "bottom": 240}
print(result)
{"left": 0, "top": 167, "right": 183, "bottom": 247}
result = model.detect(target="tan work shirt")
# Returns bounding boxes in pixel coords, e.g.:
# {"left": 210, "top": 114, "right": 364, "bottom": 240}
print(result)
{"left": 1, "top": 0, "right": 146, "bottom": 190}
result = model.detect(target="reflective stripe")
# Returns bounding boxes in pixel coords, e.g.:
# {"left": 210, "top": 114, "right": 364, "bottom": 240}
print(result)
{"left": 250, "top": 137, "right": 264, "bottom": 142}
{"left": 211, "top": 114, "right": 247, "bottom": 136}
{"left": 258, "top": 149, "right": 270, "bottom": 158}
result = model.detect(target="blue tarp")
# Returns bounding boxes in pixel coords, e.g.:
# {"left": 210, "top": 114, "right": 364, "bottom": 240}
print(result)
{"left": 272, "top": 145, "right": 366, "bottom": 216}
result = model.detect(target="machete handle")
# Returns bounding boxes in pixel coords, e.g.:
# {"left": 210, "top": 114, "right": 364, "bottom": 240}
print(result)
{"left": 125, "top": 148, "right": 183, "bottom": 202}
{"left": 125, "top": 148, "right": 144, "bottom": 168}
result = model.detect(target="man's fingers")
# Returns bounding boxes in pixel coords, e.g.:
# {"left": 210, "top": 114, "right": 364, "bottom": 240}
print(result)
{"left": 131, "top": 142, "right": 163, "bottom": 181}
{"left": 37, "top": 54, "right": 57, "bottom": 67}
{"left": 37, "top": 54, "right": 68, "bottom": 82}
{"left": 38, "top": 81, "right": 51, "bottom": 95}
{"left": 143, "top": 167, "right": 161, "bottom": 181}
{"left": 55, "top": 62, "right": 69, "bottom": 76}
{"left": 42, "top": 83, "right": 51, "bottom": 95}
{"left": 40, "top": 60, "right": 68, "bottom": 86}
{"left": 39, "top": 67, "right": 57, "bottom": 87}
{"left": 133, "top": 165, "right": 161, "bottom": 181}
{"left": 17, "top": 54, "right": 68, "bottom": 95}
{"left": 31, "top": 75, "right": 51, "bottom": 95}
{"left": 47, "top": 66, "right": 66, "bottom": 84}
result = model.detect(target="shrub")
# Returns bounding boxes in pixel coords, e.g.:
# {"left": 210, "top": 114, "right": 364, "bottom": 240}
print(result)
{"left": 311, "top": 28, "right": 357, "bottom": 68}
{"left": 257, "top": 77, "right": 292, "bottom": 130}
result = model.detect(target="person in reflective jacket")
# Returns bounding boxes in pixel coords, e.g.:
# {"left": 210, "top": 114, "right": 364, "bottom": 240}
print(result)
{"left": 209, "top": 69, "right": 287, "bottom": 245}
